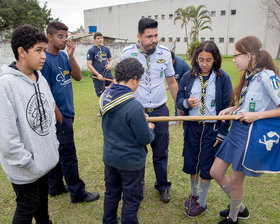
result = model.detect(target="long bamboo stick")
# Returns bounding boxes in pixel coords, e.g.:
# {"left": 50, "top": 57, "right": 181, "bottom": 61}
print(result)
{"left": 90, "top": 75, "right": 114, "bottom": 82}
{"left": 146, "top": 115, "right": 239, "bottom": 122}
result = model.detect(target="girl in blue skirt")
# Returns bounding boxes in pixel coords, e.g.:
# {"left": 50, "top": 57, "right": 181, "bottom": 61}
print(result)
{"left": 176, "top": 41, "right": 233, "bottom": 218}
{"left": 210, "top": 36, "right": 280, "bottom": 224}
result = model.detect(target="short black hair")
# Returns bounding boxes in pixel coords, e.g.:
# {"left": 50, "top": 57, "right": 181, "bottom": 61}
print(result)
{"left": 11, "top": 24, "right": 48, "bottom": 60}
{"left": 115, "top": 58, "right": 144, "bottom": 83}
{"left": 138, "top": 18, "right": 158, "bottom": 35}
{"left": 190, "top": 41, "right": 222, "bottom": 77}
{"left": 46, "top": 21, "right": 68, "bottom": 35}
{"left": 94, "top": 32, "right": 103, "bottom": 39}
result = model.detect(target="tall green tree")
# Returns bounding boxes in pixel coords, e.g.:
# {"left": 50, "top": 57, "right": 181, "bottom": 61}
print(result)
{"left": 188, "top": 5, "right": 212, "bottom": 42}
{"left": 0, "top": 0, "right": 57, "bottom": 31}
{"left": 174, "top": 6, "right": 192, "bottom": 48}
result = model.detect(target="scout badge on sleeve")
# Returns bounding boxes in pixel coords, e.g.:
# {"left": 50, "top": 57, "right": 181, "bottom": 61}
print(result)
{"left": 242, "top": 117, "right": 280, "bottom": 173}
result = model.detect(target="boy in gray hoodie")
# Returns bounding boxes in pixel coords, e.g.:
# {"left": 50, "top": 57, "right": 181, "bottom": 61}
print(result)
{"left": 0, "top": 25, "right": 59, "bottom": 224}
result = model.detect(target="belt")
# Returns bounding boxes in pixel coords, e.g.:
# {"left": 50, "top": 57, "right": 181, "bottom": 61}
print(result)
{"left": 144, "top": 103, "right": 165, "bottom": 113}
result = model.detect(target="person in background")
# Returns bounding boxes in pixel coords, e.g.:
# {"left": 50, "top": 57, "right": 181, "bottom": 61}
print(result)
{"left": 41, "top": 21, "right": 100, "bottom": 204}
{"left": 176, "top": 41, "right": 233, "bottom": 218}
{"left": 0, "top": 24, "right": 59, "bottom": 224}
{"left": 121, "top": 18, "right": 179, "bottom": 203}
{"left": 87, "top": 32, "right": 113, "bottom": 117}
{"left": 100, "top": 57, "right": 155, "bottom": 224}
{"left": 210, "top": 36, "right": 280, "bottom": 224}
{"left": 169, "top": 51, "right": 190, "bottom": 125}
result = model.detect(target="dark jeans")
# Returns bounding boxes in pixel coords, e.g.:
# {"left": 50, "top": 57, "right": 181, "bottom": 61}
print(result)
{"left": 12, "top": 174, "right": 51, "bottom": 224}
{"left": 48, "top": 117, "right": 88, "bottom": 203}
{"left": 146, "top": 104, "right": 171, "bottom": 191}
{"left": 103, "top": 164, "right": 145, "bottom": 224}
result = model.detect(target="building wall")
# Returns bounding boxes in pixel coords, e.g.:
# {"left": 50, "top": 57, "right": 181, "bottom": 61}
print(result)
{"left": 84, "top": 0, "right": 280, "bottom": 58}
{"left": 0, "top": 42, "right": 131, "bottom": 70}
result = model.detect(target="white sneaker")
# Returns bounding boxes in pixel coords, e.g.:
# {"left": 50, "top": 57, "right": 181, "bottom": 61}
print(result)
{"left": 97, "top": 113, "right": 101, "bottom": 117}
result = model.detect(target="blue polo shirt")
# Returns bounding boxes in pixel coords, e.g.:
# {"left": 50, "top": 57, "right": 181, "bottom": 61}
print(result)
{"left": 174, "top": 55, "right": 190, "bottom": 83}
{"left": 121, "top": 44, "right": 175, "bottom": 108}
{"left": 87, "top": 45, "right": 112, "bottom": 76}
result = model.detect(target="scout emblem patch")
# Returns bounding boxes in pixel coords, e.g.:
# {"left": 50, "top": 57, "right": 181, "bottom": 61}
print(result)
{"left": 130, "top": 53, "right": 138, "bottom": 57}
{"left": 211, "top": 99, "right": 216, "bottom": 107}
{"left": 249, "top": 102, "right": 256, "bottom": 112}
{"left": 270, "top": 75, "right": 280, "bottom": 89}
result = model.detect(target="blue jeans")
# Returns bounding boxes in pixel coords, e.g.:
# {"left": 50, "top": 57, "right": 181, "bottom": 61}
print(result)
{"left": 48, "top": 117, "right": 88, "bottom": 202}
{"left": 103, "top": 164, "right": 145, "bottom": 224}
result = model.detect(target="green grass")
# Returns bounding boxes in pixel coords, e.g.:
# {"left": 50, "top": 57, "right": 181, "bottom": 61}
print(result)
{"left": 0, "top": 58, "right": 280, "bottom": 223}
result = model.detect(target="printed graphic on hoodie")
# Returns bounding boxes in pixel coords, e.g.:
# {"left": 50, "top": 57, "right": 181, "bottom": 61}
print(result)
{"left": 26, "top": 92, "right": 52, "bottom": 136}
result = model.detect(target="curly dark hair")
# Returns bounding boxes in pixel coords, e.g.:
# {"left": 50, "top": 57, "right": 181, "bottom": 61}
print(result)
{"left": 115, "top": 58, "right": 144, "bottom": 82}
{"left": 138, "top": 18, "right": 158, "bottom": 35}
{"left": 189, "top": 41, "right": 222, "bottom": 77}
{"left": 46, "top": 21, "right": 68, "bottom": 35}
{"left": 11, "top": 24, "right": 48, "bottom": 60}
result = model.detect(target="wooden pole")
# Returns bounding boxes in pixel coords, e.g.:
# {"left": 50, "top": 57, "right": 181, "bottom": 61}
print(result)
{"left": 146, "top": 115, "right": 239, "bottom": 122}
{"left": 90, "top": 75, "right": 114, "bottom": 82}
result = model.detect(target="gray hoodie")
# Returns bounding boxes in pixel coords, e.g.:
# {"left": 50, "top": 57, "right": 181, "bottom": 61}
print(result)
{"left": 0, "top": 64, "right": 59, "bottom": 184}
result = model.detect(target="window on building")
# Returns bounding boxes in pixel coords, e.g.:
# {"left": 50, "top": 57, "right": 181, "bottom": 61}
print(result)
{"left": 210, "top": 37, "right": 215, "bottom": 42}
{"left": 160, "top": 37, "right": 165, "bottom": 42}
{"left": 231, "top": 9, "right": 236, "bottom": 15}
{"left": 184, "top": 37, "right": 188, "bottom": 42}
{"left": 169, "top": 14, "right": 173, "bottom": 19}
{"left": 211, "top": 11, "right": 216, "bottom": 17}
{"left": 161, "top": 14, "right": 165, "bottom": 20}
{"left": 169, "top": 37, "right": 173, "bottom": 42}
{"left": 201, "top": 37, "right": 206, "bottom": 42}
{"left": 176, "top": 37, "right": 180, "bottom": 42}
{"left": 148, "top": 15, "right": 151, "bottom": 18}
{"left": 219, "top": 37, "right": 224, "bottom": 43}
{"left": 229, "top": 37, "right": 234, "bottom": 43}
{"left": 155, "top": 15, "right": 158, "bottom": 20}
{"left": 221, "top": 10, "right": 226, "bottom": 16}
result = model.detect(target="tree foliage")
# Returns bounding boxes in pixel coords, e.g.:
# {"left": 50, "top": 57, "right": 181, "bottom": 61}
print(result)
{"left": 188, "top": 5, "right": 211, "bottom": 42}
{"left": 0, "top": 0, "right": 57, "bottom": 31}
{"left": 174, "top": 7, "right": 192, "bottom": 48}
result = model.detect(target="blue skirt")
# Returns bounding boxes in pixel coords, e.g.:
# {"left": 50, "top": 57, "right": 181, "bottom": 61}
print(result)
{"left": 216, "top": 120, "right": 262, "bottom": 177}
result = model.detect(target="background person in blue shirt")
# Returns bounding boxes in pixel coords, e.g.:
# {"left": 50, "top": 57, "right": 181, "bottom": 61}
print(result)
{"left": 41, "top": 21, "right": 100, "bottom": 204}
{"left": 121, "top": 18, "right": 180, "bottom": 203}
{"left": 87, "top": 32, "right": 114, "bottom": 101}
{"left": 210, "top": 36, "right": 280, "bottom": 224}
{"left": 169, "top": 51, "right": 190, "bottom": 125}
{"left": 176, "top": 41, "right": 233, "bottom": 218}
{"left": 100, "top": 57, "right": 155, "bottom": 224}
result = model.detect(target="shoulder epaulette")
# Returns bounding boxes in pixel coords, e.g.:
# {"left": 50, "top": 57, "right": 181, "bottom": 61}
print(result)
{"left": 122, "top": 44, "right": 137, "bottom": 53}
{"left": 157, "top": 45, "right": 170, "bottom": 52}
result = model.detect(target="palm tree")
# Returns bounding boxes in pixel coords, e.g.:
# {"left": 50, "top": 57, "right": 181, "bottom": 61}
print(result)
{"left": 188, "top": 5, "right": 212, "bottom": 42}
{"left": 174, "top": 7, "right": 192, "bottom": 48}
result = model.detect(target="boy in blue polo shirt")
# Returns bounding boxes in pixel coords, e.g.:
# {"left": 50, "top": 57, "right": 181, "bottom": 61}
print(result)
{"left": 99, "top": 58, "right": 155, "bottom": 224}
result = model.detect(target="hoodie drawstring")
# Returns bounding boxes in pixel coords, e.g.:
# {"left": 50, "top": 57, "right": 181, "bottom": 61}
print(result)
{"left": 33, "top": 83, "right": 46, "bottom": 132}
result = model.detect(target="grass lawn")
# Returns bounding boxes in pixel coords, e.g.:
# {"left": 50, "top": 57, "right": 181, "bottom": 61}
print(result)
{"left": 0, "top": 57, "right": 280, "bottom": 223}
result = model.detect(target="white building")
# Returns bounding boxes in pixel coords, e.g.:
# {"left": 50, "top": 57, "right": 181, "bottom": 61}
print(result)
{"left": 84, "top": 0, "right": 280, "bottom": 58}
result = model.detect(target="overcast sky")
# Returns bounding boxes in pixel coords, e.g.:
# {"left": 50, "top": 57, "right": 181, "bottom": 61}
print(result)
{"left": 39, "top": 0, "right": 150, "bottom": 31}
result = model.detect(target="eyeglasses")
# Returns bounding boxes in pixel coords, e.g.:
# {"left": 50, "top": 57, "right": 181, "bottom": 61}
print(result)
{"left": 197, "top": 58, "right": 214, "bottom": 65}
{"left": 233, "top": 53, "right": 245, "bottom": 60}
{"left": 54, "top": 34, "right": 68, "bottom": 40}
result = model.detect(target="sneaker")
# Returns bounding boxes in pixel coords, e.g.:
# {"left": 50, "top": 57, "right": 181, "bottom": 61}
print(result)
{"left": 184, "top": 194, "right": 199, "bottom": 209}
{"left": 49, "top": 187, "right": 69, "bottom": 197}
{"left": 73, "top": 192, "right": 100, "bottom": 203}
{"left": 220, "top": 205, "right": 250, "bottom": 219}
{"left": 159, "top": 190, "right": 170, "bottom": 203}
{"left": 218, "top": 216, "right": 238, "bottom": 224}
{"left": 185, "top": 202, "right": 207, "bottom": 218}
{"left": 97, "top": 112, "right": 101, "bottom": 117}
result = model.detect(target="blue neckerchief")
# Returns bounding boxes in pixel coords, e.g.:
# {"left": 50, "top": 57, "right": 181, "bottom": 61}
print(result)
{"left": 99, "top": 84, "right": 135, "bottom": 115}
